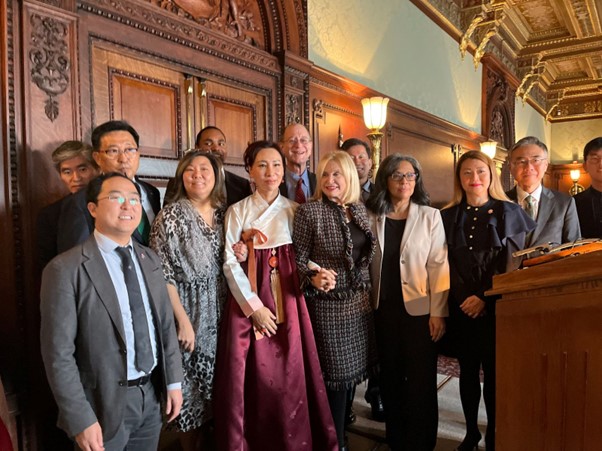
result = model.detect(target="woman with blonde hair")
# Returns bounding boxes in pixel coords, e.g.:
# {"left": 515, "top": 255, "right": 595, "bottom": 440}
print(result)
{"left": 441, "top": 150, "right": 535, "bottom": 451}
{"left": 293, "top": 151, "right": 377, "bottom": 450}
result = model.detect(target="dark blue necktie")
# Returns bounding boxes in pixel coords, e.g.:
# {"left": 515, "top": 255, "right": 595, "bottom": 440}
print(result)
{"left": 115, "top": 246, "right": 154, "bottom": 373}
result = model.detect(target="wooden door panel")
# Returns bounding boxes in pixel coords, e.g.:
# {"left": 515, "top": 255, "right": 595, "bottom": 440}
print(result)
{"left": 112, "top": 73, "right": 179, "bottom": 158}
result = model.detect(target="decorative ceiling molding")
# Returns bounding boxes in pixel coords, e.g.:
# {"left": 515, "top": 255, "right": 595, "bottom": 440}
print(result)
{"left": 411, "top": 0, "right": 602, "bottom": 122}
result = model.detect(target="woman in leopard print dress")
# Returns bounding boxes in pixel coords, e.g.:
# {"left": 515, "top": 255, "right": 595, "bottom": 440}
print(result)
{"left": 150, "top": 150, "right": 227, "bottom": 450}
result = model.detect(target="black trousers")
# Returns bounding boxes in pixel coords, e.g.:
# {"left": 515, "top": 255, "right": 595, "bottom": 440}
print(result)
{"left": 456, "top": 313, "right": 496, "bottom": 450}
{"left": 375, "top": 305, "right": 438, "bottom": 451}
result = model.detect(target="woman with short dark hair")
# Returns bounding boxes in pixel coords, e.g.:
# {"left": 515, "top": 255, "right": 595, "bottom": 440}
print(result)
{"left": 366, "top": 153, "right": 449, "bottom": 451}
{"left": 214, "top": 141, "right": 337, "bottom": 451}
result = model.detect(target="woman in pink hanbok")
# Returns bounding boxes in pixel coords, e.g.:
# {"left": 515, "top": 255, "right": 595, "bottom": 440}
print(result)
{"left": 213, "top": 140, "right": 337, "bottom": 451}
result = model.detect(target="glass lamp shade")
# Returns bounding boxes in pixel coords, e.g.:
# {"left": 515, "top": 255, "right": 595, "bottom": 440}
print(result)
{"left": 480, "top": 140, "right": 497, "bottom": 159}
{"left": 570, "top": 169, "right": 581, "bottom": 182}
{"left": 362, "top": 97, "right": 389, "bottom": 130}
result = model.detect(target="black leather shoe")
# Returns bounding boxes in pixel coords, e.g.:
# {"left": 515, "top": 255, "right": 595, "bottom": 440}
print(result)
{"left": 370, "top": 394, "right": 385, "bottom": 422}
{"left": 455, "top": 432, "right": 481, "bottom": 451}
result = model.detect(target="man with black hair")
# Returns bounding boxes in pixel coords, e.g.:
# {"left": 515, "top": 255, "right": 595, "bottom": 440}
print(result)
{"left": 41, "top": 173, "right": 182, "bottom": 451}
{"left": 57, "top": 120, "right": 161, "bottom": 252}
{"left": 574, "top": 137, "right": 602, "bottom": 238}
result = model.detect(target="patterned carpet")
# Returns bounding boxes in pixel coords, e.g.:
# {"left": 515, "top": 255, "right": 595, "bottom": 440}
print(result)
{"left": 437, "top": 355, "right": 460, "bottom": 378}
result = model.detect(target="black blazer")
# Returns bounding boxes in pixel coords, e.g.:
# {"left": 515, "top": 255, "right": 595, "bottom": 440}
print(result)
{"left": 57, "top": 178, "right": 161, "bottom": 254}
{"left": 37, "top": 195, "right": 70, "bottom": 269}
{"left": 224, "top": 170, "right": 252, "bottom": 206}
{"left": 279, "top": 170, "right": 317, "bottom": 200}
{"left": 574, "top": 187, "right": 602, "bottom": 238}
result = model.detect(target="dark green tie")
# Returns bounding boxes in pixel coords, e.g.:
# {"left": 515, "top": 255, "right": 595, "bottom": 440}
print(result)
{"left": 137, "top": 208, "right": 151, "bottom": 245}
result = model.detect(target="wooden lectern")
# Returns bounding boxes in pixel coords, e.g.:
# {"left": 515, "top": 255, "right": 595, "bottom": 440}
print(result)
{"left": 488, "top": 250, "right": 602, "bottom": 450}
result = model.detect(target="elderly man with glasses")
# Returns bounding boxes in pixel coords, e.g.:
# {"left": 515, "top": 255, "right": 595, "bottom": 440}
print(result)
{"left": 279, "top": 123, "right": 317, "bottom": 203}
{"left": 506, "top": 136, "right": 580, "bottom": 249}
{"left": 57, "top": 120, "right": 161, "bottom": 253}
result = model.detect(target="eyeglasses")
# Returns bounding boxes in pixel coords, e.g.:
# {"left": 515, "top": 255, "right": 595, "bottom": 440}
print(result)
{"left": 511, "top": 157, "right": 547, "bottom": 167}
{"left": 97, "top": 147, "right": 139, "bottom": 159}
{"left": 98, "top": 194, "right": 141, "bottom": 206}
{"left": 390, "top": 172, "right": 417, "bottom": 181}
{"left": 587, "top": 156, "right": 602, "bottom": 165}
{"left": 286, "top": 137, "right": 311, "bottom": 146}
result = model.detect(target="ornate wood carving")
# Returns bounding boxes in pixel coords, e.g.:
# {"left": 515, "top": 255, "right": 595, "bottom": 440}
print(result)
{"left": 484, "top": 66, "right": 515, "bottom": 149}
{"left": 285, "top": 93, "right": 301, "bottom": 124}
{"left": 149, "top": 0, "right": 264, "bottom": 48}
{"left": 28, "top": 13, "right": 70, "bottom": 122}
{"left": 79, "top": 0, "right": 279, "bottom": 74}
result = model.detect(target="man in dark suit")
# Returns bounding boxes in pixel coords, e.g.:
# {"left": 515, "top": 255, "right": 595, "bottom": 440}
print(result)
{"left": 279, "top": 123, "right": 316, "bottom": 202}
{"left": 163, "top": 126, "right": 252, "bottom": 206}
{"left": 57, "top": 121, "right": 161, "bottom": 252}
{"left": 342, "top": 138, "right": 374, "bottom": 202}
{"left": 41, "top": 173, "right": 183, "bottom": 451}
{"left": 37, "top": 140, "right": 99, "bottom": 269}
{"left": 574, "top": 137, "right": 602, "bottom": 238}
{"left": 506, "top": 136, "right": 581, "bottom": 248}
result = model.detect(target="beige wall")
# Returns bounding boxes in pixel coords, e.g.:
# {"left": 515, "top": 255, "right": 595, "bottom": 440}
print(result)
{"left": 550, "top": 119, "right": 602, "bottom": 163}
{"left": 308, "top": 0, "right": 482, "bottom": 133}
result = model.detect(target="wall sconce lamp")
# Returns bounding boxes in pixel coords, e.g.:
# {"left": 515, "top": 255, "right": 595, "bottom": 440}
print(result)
{"left": 480, "top": 140, "right": 497, "bottom": 159}
{"left": 569, "top": 164, "right": 584, "bottom": 196}
{"left": 361, "top": 96, "right": 389, "bottom": 177}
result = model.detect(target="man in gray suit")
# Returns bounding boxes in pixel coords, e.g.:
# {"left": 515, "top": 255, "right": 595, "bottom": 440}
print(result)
{"left": 506, "top": 136, "right": 581, "bottom": 248}
{"left": 41, "top": 173, "right": 183, "bottom": 451}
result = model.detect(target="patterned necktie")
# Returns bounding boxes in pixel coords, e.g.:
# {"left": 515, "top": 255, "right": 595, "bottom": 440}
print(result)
{"left": 137, "top": 208, "right": 151, "bottom": 245}
{"left": 524, "top": 194, "right": 536, "bottom": 219}
{"left": 295, "top": 178, "right": 306, "bottom": 204}
{"left": 115, "top": 246, "right": 154, "bottom": 373}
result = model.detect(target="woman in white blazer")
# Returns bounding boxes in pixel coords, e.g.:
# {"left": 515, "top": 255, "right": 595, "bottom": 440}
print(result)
{"left": 366, "top": 154, "right": 450, "bottom": 451}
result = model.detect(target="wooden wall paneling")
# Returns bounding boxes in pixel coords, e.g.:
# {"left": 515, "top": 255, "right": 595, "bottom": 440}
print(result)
{"left": 78, "top": 6, "right": 281, "bottom": 180}
{"left": 203, "top": 78, "right": 267, "bottom": 169}
{"left": 17, "top": 2, "right": 83, "bottom": 450}
{"left": 91, "top": 44, "right": 186, "bottom": 162}
{"left": 549, "top": 163, "right": 591, "bottom": 194}
{"left": 1, "top": 1, "right": 23, "bottom": 450}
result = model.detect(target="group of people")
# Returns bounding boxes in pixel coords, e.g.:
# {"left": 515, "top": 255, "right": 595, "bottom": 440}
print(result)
{"left": 37, "top": 119, "right": 601, "bottom": 451}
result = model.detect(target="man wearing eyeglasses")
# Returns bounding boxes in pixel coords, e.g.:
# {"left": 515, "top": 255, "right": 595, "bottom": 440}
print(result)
{"left": 57, "top": 120, "right": 161, "bottom": 253}
{"left": 279, "top": 123, "right": 316, "bottom": 203}
{"left": 41, "top": 173, "right": 183, "bottom": 451}
{"left": 574, "top": 137, "right": 602, "bottom": 238}
{"left": 506, "top": 136, "right": 580, "bottom": 248}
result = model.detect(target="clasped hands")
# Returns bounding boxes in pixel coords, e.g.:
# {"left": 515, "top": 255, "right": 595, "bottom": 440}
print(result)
{"left": 310, "top": 268, "right": 338, "bottom": 292}
{"left": 460, "top": 295, "right": 486, "bottom": 319}
{"left": 251, "top": 306, "right": 278, "bottom": 337}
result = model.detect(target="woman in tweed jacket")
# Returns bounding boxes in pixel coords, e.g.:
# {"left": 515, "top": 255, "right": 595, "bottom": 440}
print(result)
{"left": 293, "top": 151, "right": 377, "bottom": 450}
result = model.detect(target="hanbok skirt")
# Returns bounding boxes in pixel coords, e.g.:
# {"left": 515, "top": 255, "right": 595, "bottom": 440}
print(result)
{"left": 214, "top": 244, "right": 337, "bottom": 451}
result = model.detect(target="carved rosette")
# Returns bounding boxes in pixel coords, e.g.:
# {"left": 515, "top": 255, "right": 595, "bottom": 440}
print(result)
{"left": 29, "top": 14, "right": 70, "bottom": 122}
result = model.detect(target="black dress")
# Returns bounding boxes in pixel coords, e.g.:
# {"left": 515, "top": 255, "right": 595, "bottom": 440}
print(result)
{"left": 441, "top": 199, "right": 535, "bottom": 451}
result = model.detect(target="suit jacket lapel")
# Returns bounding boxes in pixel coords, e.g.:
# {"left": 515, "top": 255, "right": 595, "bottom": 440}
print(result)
{"left": 81, "top": 237, "right": 126, "bottom": 345}
{"left": 400, "top": 202, "right": 418, "bottom": 252}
